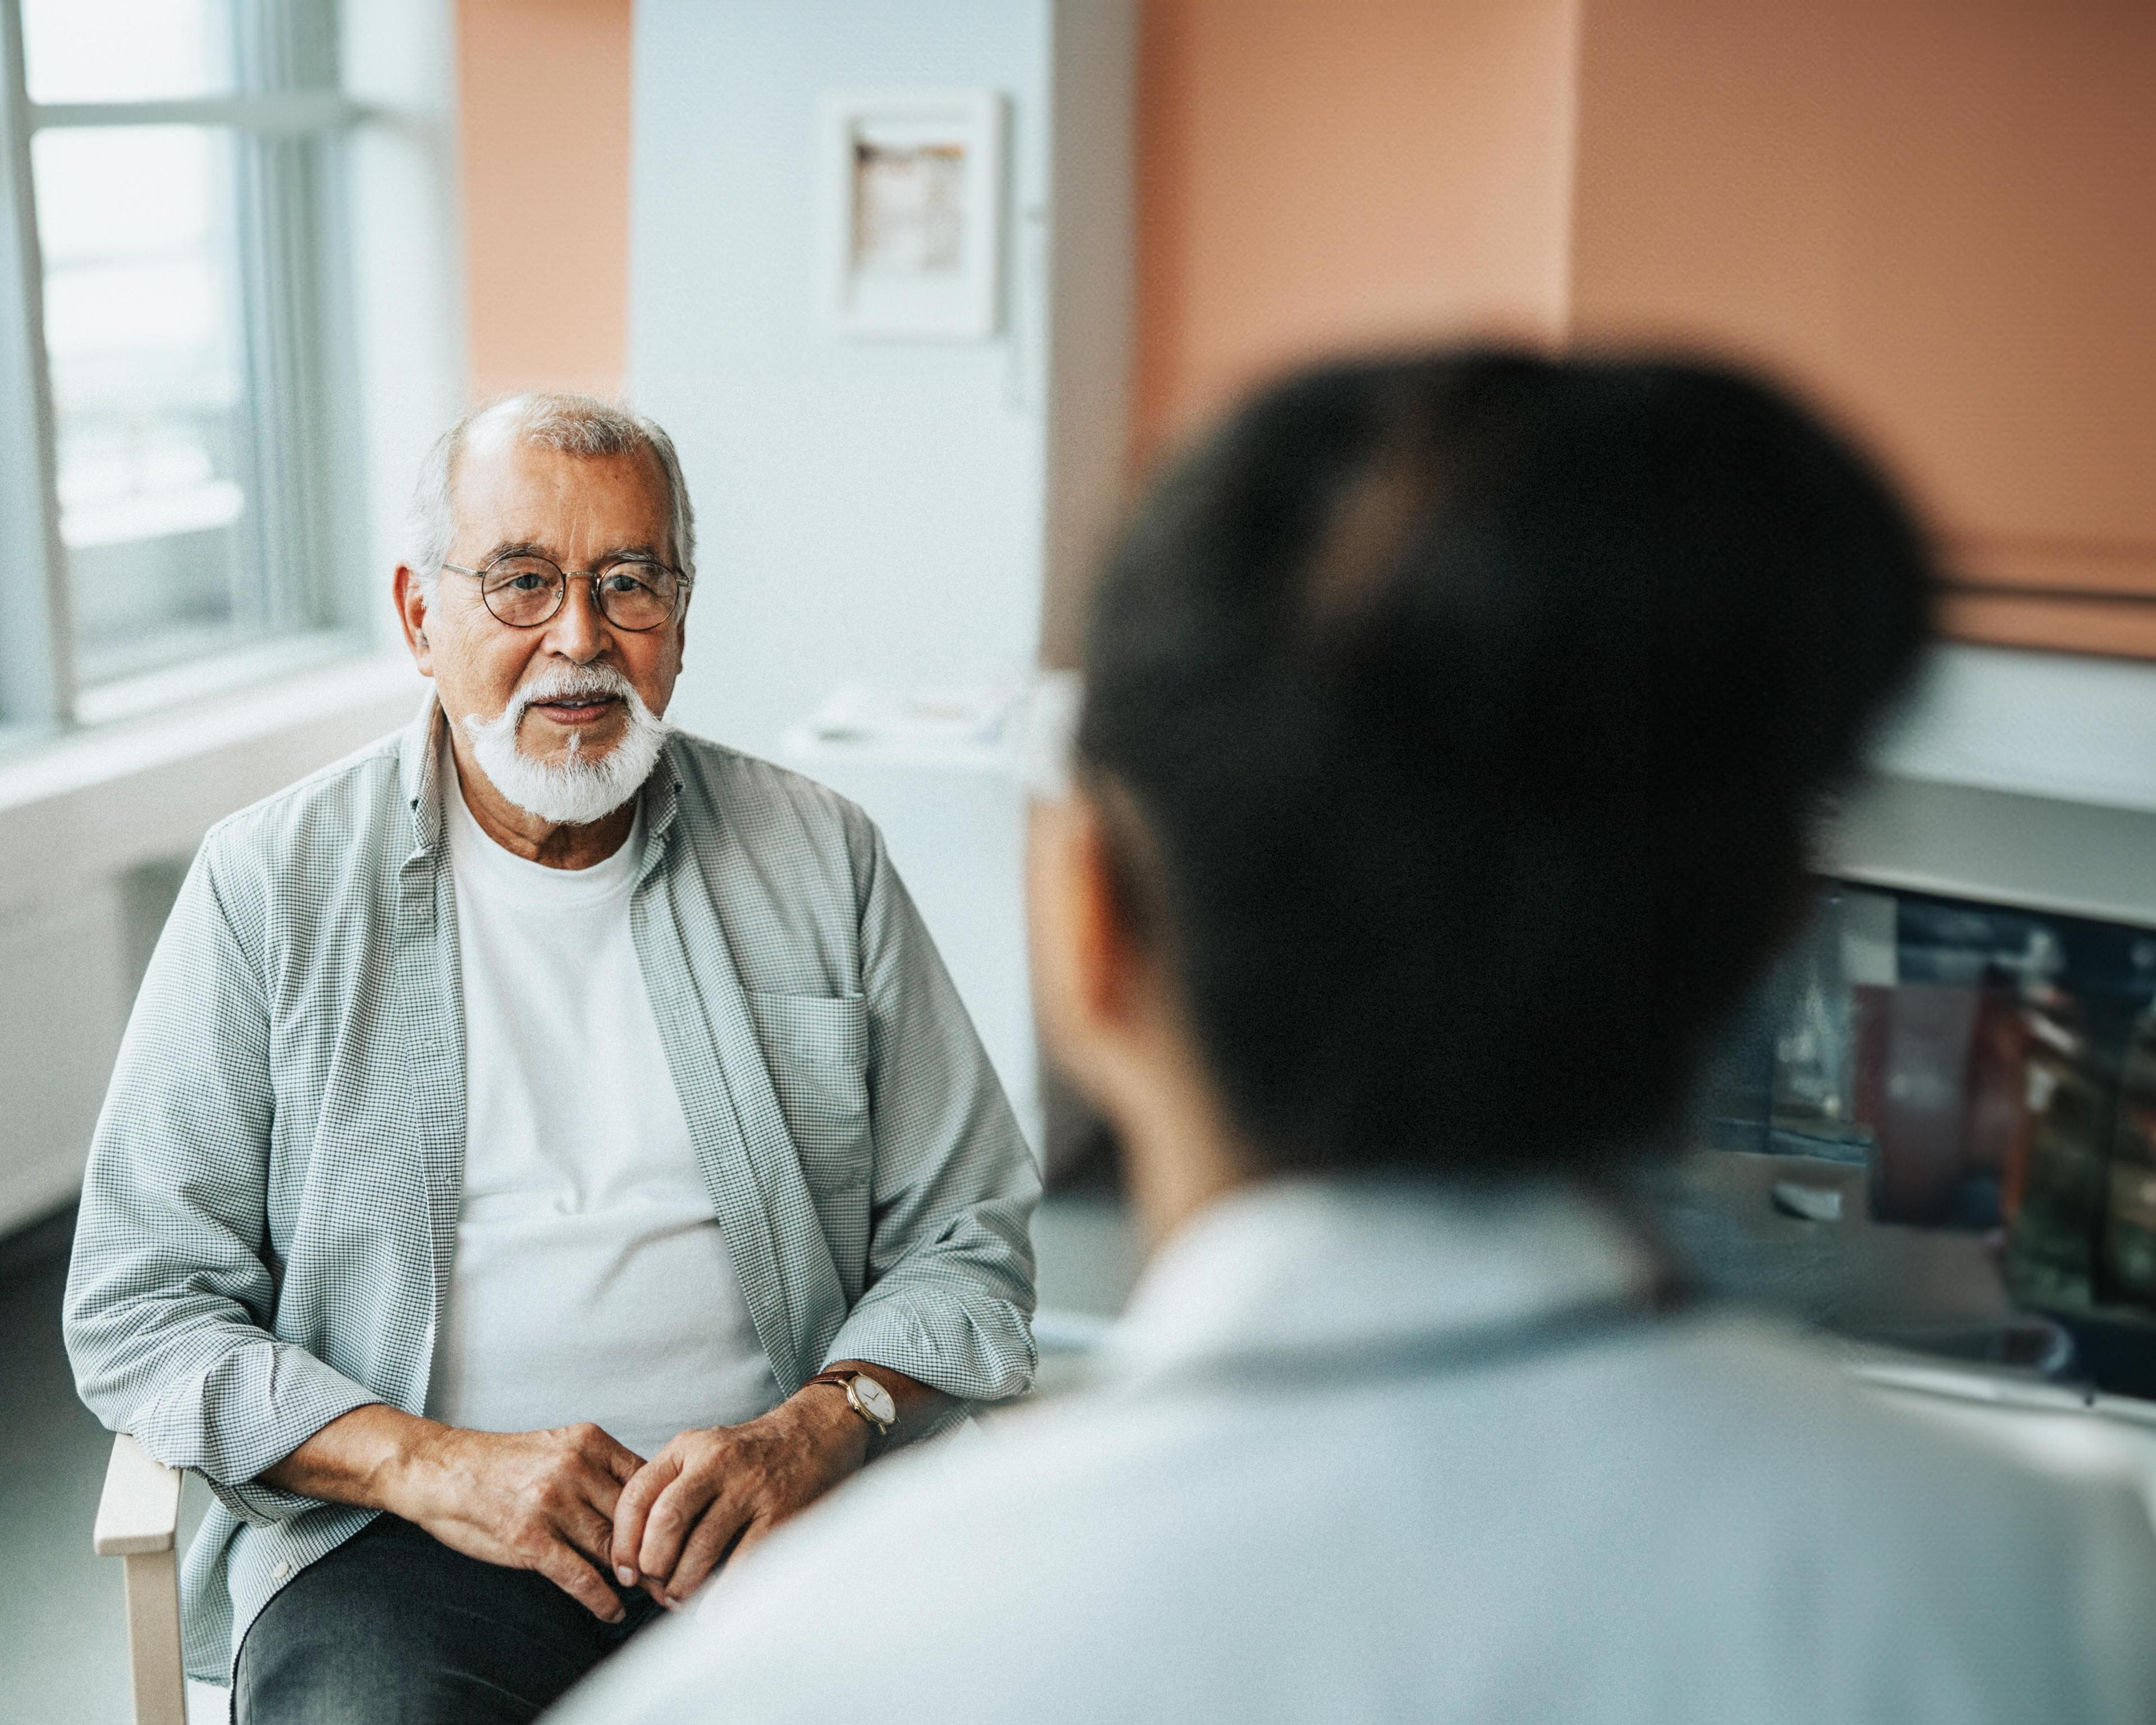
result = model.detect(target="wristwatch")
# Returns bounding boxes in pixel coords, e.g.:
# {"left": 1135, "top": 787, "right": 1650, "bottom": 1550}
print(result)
{"left": 806, "top": 1367, "right": 898, "bottom": 1440}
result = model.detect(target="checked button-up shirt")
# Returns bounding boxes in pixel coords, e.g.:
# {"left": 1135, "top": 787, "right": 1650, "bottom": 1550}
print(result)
{"left": 63, "top": 699, "right": 1040, "bottom": 1681}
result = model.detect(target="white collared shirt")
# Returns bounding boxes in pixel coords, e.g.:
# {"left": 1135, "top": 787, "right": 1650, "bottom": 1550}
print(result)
{"left": 554, "top": 1179, "right": 2156, "bottom": 1724}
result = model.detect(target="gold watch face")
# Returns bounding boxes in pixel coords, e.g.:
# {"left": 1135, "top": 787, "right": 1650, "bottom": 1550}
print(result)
{"left": 851, "top": 1373, "right": 897, "bottom": 1427}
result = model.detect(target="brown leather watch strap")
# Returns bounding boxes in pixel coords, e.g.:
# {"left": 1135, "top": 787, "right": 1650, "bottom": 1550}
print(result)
{"left": 803, "top": 1367, "right": 893, "bottom": 1440}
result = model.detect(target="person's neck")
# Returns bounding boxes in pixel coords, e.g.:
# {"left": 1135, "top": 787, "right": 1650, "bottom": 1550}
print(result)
{"left": 446, "top": 728, "right": 636, "bottom": 870}
{"left": 1112, "top": 1057, "right": 1264, "bottom": 1256}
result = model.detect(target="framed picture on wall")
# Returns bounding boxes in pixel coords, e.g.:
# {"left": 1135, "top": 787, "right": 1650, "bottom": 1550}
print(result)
{"left": 819, "top": 88, "right": 1006, "bottom": 340}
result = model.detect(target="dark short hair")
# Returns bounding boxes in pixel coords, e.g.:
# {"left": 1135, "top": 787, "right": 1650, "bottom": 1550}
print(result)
{"left": 1075, "top": 350, "right": 1933, "bottom": 1176}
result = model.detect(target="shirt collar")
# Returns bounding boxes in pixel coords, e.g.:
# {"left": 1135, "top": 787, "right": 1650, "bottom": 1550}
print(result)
{"left": 1099, "top": 1176, "right": 1657, "bottom": 1384}
{"left": 639, "top": 735, "right": 685, "bottom": 884}
{"left": 397, "top": 694, "right": 447, "bottom": 859}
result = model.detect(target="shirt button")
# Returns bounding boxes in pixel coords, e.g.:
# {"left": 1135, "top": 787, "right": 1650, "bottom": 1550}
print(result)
{"left": 273, "top": 1562, "right": 292, "bottom": 1581}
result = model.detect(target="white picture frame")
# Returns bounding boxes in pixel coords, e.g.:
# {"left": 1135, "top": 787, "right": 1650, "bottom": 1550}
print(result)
{"left": 819, "top": 88, "right": 1006, "bottom": 341}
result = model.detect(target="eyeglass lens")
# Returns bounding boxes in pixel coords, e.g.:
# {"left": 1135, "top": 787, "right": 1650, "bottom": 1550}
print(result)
{"left": 479, "top": 556, "right": 681, "bottom": 631}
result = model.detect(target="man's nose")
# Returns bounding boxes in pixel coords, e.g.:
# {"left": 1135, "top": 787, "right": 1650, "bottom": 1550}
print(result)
{"left": 540, "top": 577, "right": 611, "bottom": 662}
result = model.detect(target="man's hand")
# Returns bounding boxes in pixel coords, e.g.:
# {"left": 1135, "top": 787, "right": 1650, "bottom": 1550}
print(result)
{"left": 395, "top": 1422, "right": 650, "bottom": 1622}
{"left": 261, "top": 1405, "right": 647, "bottom": 1623}
{"left": 610, "top": 1390, "right": 869, "bottom": 1604}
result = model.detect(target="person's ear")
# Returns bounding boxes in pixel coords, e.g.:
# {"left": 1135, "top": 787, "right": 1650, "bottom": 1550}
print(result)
{"left": 1026, "top": 791, "right": 1150, "bottom": 1105}
{"left": 394, "top": 565, "right": 434, "bottom": 673}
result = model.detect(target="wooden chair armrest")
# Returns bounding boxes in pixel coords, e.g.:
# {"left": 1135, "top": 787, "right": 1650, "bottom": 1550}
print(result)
{"left": 94, "top": 1435, "right": 189, "bottom": 1725}
{"left": 94, "top": 1433, "right": 182, "bottom": 1557}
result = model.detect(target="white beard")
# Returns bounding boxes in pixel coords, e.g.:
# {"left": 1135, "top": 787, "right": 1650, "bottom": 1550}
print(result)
{"left": 461, "top": 664, "right": 670, "bottom": 827}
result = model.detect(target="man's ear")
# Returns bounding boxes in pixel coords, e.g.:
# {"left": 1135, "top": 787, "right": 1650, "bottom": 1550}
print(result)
{"left": 393, "top": 565, "right": 433, "bottom": 673}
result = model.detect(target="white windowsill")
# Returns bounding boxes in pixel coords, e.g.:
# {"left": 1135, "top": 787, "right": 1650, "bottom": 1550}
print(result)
{"left": 70, "top": 629, "right": 378, "bottom": 729}
{"left": 0, "top": 649, "right": 423, "bottom": 814}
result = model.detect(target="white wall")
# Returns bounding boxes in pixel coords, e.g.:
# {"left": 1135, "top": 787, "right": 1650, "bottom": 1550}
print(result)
{"left": 0, "top": 879, "right": 134, "bottom": 1229}
{"left": 628, "top": 0, "right": 1054, "bottom": 759}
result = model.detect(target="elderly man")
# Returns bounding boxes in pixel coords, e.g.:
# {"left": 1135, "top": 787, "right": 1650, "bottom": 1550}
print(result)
{"left": 63, "top": 393, "right": 1038, "bottom": 1722}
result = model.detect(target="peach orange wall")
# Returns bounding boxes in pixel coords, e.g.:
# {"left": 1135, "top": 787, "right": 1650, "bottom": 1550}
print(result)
{"left": 1568, "top": 0, "right": 2156, "bottom": 657}
{"left": 457, "top": 0, "right": 633, "bottom": 400}
{"left": 1135, "top": 0, "right": 1579, "bottom": 461}
{"left": 1135, "top": 0, "right": 2156, "bottom": 659}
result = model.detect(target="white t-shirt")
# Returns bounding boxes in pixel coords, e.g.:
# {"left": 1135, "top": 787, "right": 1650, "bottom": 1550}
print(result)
{"left": 426, "top": 753, "right": 780, "bottom": 1459}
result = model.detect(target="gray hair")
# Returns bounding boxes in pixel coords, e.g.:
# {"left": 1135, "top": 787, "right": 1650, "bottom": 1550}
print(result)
{"left": 406, "top": 392, "right": 697, "bottom": 594}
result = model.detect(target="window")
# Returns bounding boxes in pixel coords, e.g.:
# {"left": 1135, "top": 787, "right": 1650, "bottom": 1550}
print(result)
{"left": 0, "top": 0, "right": 362, "bottom": 739}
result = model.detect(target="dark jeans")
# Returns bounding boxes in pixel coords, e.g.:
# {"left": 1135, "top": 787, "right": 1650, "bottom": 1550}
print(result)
{"left": 234, "top": 1515, "right": 666, "bottom": 1724}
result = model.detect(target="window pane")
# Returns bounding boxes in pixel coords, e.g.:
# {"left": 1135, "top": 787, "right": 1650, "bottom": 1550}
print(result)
{"left": 34, "top": 126, "right": 257, "bottom": 684}
{"left": 20, "top": 0, "right": 235, "bottom": 104}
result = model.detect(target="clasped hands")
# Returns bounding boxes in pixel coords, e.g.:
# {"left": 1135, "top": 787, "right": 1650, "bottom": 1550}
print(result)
{"left": 268, "top": 1377, "right": 885, "bottom": 1625}
{"left": 404, "top": 1388, "right": 873, "bottom": 1622}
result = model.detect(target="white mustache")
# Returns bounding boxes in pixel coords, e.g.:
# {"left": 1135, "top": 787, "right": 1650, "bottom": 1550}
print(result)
{"left": 503, "top": 663, "right": 638, "bottom": 725}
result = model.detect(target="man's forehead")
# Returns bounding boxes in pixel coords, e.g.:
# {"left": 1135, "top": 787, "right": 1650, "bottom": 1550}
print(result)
{"left": 451, "top": 431, "right": 669, "bottom": 542}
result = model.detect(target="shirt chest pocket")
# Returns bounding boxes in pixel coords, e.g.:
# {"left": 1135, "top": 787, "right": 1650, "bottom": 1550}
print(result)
{"left": 745, "top": 991, "right": 871, "bottom": 1192}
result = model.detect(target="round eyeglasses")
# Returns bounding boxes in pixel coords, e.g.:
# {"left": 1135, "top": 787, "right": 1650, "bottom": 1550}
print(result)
{"left": 439, "top": 553, "right": 690, "bottom": 632}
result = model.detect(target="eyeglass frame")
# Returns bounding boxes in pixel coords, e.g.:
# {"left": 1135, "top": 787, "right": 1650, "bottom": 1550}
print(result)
{"left": 437, "top": 550, "right": 694, "bottom": 632}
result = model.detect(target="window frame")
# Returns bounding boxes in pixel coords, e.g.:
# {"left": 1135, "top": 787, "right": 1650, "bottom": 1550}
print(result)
{"left": 0, "top": 0, "right": 368, "bottom": 743}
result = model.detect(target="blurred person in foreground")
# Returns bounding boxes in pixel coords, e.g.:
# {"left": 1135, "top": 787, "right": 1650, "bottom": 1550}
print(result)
{"left": 63, "top": 393, "right": 1036, "bottom": 1721}
{"left": 552, "top": 351, "right": 2156, "bottom": 1724}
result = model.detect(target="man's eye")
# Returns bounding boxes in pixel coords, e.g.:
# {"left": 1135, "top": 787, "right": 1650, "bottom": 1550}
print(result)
{"left": 504, "top": 572, "right": 549, "bottom": 591}
{"left": 602, "top": 570, "right": 653, "bottom": 594}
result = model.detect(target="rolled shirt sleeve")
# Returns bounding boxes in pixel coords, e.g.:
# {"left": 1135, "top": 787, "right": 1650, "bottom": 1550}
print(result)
{"left": 821, "top": 819, "right": 1040, "bottom": 1410}
{"left": 63, "top": 836, "right": 380, "bottom": 1526}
